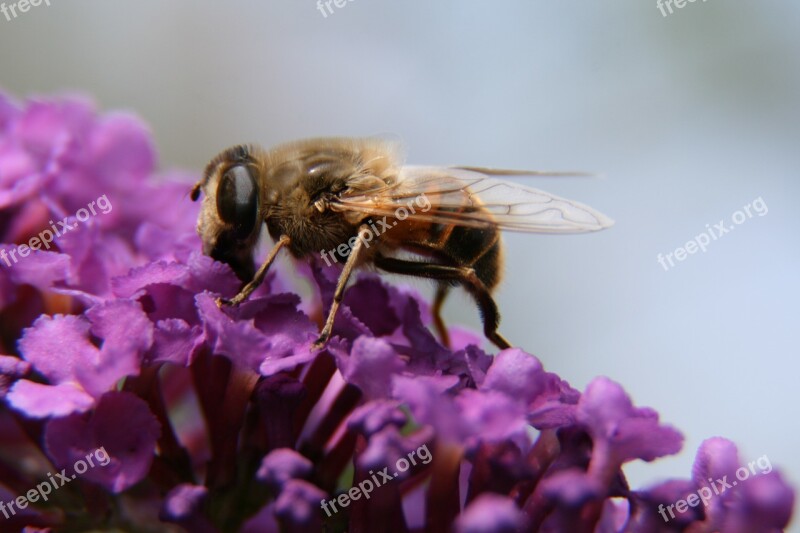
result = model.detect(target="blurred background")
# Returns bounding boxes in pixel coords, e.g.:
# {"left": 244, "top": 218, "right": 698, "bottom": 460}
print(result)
{"left": 2, "top": 0, "right": 798, "bottom": 527}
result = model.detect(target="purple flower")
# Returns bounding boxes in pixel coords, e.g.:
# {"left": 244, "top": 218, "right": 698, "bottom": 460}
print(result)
{"left": 7, "top": 299, "right": 152, "bottom": 416}
{"left": 347, "top": 399, "right": 408, "bottom": 436}
{"left": 336, "top": 336, "right": 403, "bottom": 400}
{"left": 0, "top": 353, "right": 30, "bottom": 397}
{"left": 274, "top": 479, "right": 327, "bottom": 531}
{"left": 575, "top": 376, "right": 684, "bottom": 502}
{"left": 257, "top": 448, "right": 313, "bottom": 488}
{"left": 161, "top": 483, "right": 217, "bottom": 533}
{"left": 0, "top": 91, "right": 793, "bottom": 532}
{"left": 455, "top": 493, "right": 529, "bottom": 533}
{"left": 44, "top": 391, "right": 160, "bottom": 493}
{"left": 689, "top": 437, "right": 794, "bottom": 531}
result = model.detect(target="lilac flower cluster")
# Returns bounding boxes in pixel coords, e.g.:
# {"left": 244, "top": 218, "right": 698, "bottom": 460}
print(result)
{"left": 0, "top": 92, "right": 794, "bottom": 532}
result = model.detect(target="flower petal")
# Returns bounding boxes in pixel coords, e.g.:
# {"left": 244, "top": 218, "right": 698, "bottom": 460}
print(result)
{"left": 7, "top": 380, "right": 94, "bottom": 417}
{"left": 455, "top": 493, "right": 528, "bottom": 533}
{"left": 44, "top": 391, "right": 160, "bottom": 493}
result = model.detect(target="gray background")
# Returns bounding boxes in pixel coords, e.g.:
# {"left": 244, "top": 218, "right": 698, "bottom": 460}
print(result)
{"left": 1, "top": 0, "right": 798, "bottom": 527}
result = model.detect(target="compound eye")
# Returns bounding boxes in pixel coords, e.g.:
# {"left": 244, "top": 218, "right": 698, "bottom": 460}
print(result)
{"left": 216, "top": 165, "right": 258, "bottom": 239}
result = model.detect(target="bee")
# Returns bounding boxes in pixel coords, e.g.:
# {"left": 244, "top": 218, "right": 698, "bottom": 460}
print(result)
{"left": 191, "top": 138, "right": 613, "bottom": 350}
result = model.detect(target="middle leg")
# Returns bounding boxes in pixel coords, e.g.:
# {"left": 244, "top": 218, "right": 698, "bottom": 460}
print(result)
{"left": 314, "top": 225, "right": 372, "bottom": 348}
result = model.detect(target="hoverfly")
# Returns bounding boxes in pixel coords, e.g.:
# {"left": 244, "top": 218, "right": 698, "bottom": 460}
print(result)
{"left": 191, "top": 138, "right": 613, "bottom": 349}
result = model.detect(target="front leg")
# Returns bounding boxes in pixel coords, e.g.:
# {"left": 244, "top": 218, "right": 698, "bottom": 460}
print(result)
{"left": 218, "top": 235, "right": 291, "bottom": 307}
{"left": 313, "top": 225, "right": 371, "bottom": 349}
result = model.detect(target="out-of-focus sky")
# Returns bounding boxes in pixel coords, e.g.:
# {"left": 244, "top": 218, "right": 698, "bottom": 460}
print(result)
{"left": 2, "top": 1, "right": 798, "bottom": 527}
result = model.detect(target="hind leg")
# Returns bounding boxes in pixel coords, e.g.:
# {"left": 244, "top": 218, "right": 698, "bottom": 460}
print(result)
{"left": 374, "top": 254, "right": 511, "bottom": 350}
{"left": 432, "top": 284, "right": 451, "bottom": 348}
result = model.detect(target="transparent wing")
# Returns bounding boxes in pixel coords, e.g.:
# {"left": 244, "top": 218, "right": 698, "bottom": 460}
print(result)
{"left": 328, "top": 166, "right": 614, "bottom": 233}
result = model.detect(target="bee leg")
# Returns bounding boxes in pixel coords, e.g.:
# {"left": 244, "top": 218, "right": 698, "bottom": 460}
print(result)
{"left": 374, "top": 255, "right": 512, "bottom": 350}
{"left": 313, "top": 225, "right": 371, "bottom": 349}
{"left": 432, "top": 285, "right": 452, "bottom": 348}
{"left": 218, "top": 235, "right": 291, "bottom": 307}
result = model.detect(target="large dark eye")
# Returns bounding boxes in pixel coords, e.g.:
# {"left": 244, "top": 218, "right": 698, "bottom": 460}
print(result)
{"left": 216, "top": 165, "right": 258, "bottom": 239}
